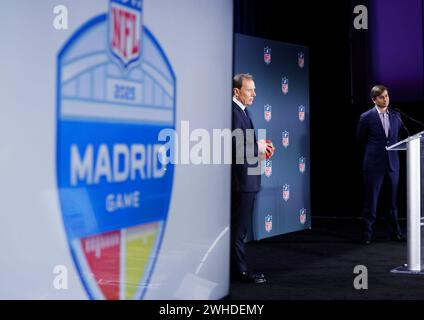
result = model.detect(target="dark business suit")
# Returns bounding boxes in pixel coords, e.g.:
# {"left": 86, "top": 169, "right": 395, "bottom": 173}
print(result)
{"left": 231, "top": 101, "right": 261, "bottom": 274}
{"left": 357, "top": 107, "right": 406, "bottom": 240}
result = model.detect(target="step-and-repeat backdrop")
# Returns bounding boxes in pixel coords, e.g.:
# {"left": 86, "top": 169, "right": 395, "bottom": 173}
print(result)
{"left": 234, "top": 34, "right": 311, "bottom": 240}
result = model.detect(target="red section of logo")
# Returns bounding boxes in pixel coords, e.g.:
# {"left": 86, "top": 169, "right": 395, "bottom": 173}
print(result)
{"left": 82, "top": 231, "right": 121, "bottom": 300}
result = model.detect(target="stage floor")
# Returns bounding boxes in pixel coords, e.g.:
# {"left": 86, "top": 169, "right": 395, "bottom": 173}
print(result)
{"left": 230, "top": 217, "right": 424, "bottom": 300}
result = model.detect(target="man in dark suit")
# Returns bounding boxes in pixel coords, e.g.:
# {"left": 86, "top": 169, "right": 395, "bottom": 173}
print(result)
{"left": 357, "top": 85, "right": 407, "bottom": 244}
{"left": 231, "top": 73, "right": 274, "bottom": 284}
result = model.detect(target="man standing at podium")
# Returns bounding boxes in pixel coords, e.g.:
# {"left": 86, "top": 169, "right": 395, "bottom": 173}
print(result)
{"left": 357, "top": 85, "right": 407, "bottom": 244}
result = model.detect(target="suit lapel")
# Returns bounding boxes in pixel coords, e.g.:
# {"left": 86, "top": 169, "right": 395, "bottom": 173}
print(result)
{"left": 232, "top": 102, "right": 257, "bottom": 143}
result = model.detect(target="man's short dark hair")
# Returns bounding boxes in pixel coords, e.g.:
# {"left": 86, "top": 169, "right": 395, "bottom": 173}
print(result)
{"left": 233, "top": 73, "right": 253, "bottom": 89}
{"left": 370, "top": 85, "right": 388, "bottom": 100}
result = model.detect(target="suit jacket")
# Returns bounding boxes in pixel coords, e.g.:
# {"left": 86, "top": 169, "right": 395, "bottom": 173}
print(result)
{"left": 231, "top": 101, "right": 261, "bottom": 193}
{"left": 357, "top": 107, "right": 405, "bottom": 172}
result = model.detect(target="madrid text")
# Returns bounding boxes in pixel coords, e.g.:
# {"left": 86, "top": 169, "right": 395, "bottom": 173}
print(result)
{"left": 70, "top": 143, "right": 166, "bottom": 212}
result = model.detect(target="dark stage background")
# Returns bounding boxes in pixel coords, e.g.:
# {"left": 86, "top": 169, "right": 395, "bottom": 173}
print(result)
{"left": 234, "top": 0, "right": 424, "bottom": 219}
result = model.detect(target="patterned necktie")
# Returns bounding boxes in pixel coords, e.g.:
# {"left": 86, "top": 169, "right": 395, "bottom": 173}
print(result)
{"left": 383, "top": 112, "right": 390, "bottom": 137}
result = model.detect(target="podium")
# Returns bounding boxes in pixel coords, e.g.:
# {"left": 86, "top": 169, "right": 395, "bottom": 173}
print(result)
{"left": 387, "top": 131, "right": 424, "bottom": 274}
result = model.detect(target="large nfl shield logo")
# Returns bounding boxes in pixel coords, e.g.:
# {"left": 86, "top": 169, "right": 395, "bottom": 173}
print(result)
{"left": 282, "top": 184, "right": 290, "bottom": 202}
{"left": 298, "top": 105, "right": 305, "bottom": 122}
{"left": 265, "top": 214, "right": 272, "bottom": 232}
{"left": 265, "top": 159, "right": 272, "bottom": 177}
{"left": 298, "top": 52, "right": 305, "bottom": 68}
{"left": 109, "top": 0, "right": 142, "bottom": 70}
{"left": 264, "top": 104, "right": 272, "bottom": 122}
{"left": 299, "top": 157, "right": 306, "bottom": 173}
{"left": 264, "top": 46, "right": 271, "bottom": 64}
{"left": 281, "top": 77, "right": 289, "bottom": 95}
{"left": 57, "top": 0, "right": 176, "bottom": 300}
{"left": 300, "top": 208, "right": 307, "bottom": 225}
{"left": 282, "top": 130, "right": 289, "bottom": 148}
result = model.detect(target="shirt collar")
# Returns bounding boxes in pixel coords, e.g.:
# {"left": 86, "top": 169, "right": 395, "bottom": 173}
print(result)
{"left": 375, "top": 105, "right": 389, "bottom": 114}
{"left": 233, "top": 96, "right": 246, "bottom": 111}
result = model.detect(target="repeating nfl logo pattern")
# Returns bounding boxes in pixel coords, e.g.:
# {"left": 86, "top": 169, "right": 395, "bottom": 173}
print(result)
{"left": 298, "top": 105, "right": 305, "bottom": 122}
{"left": 299, "top": 157, "right": 306, "bottom": 173}
{"left": 264, "top": 46, "right": 271, "bottom": 64}
{"left": 282, "top": 184, "right": 290, "bottom": 202}
{"left": 282, "top": 130, "right": 289, "bottom": 148}
{"left": 300, "top": 208, "right": 307, "bottom": 225}
{"left": 298, "top": 52, "right": 305, "bottom": 68}
{"left": 237, "top": 35, "right": 310, "bottom": 240}
{"left": 264, "top": 104, "right": 272, "bottom": 122}
{"left": 57, "top": 0, "right": 175, "bottom": 300}
{"left": 281, "top": 76, "right": 289, "bottom": 94}
{"left": 265, "top": 214, "right": 273, "bottom": 232}
{"left": 265, "top": 159, "right": 272, "bottom": 177}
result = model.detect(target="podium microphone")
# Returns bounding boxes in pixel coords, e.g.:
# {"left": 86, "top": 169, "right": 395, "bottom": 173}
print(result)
{"left": 392, "top": 108, "right": 411, "bottom": 136}
{"left": 394, "top": 107, "right": 424, "bottom": 131}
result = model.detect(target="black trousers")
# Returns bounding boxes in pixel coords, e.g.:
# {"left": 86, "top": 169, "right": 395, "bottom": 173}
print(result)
{"left": 231, "top": 192, "right": 257, "bottom": 274}
{"left": 362, "top": 169, "right": 402, "bottom": 240}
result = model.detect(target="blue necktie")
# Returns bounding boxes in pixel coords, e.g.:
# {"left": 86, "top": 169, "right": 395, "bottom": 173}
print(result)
{"left": 245, "top": 108, "right": 253, "bottom": 127}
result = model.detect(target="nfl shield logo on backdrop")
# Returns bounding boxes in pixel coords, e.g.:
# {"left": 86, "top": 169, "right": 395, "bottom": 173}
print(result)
{"left": 264, "top": 46, "right": 271, "bottom": 64}
{"left": 264, "top": 104, "right": 272, "bottom": 122}
{"left": 300, "top": 208, "right": 307, "bottom": 225}
{"left": 265, "top": 214, "right": 273, "bottom": 232}
{"left": 282, "top": 130, "right": 289, "bottom": 148}
{"left": 299, "top": 157, "right": 306, "bottom": 173}
{"left": 281, "top": 77, "right": 289, "bottom": 94}
{"left": 298, "top": 105, "right": 305, "bottom": 122}
{"left": 282, "top": 184, "right": 290, "bottom": 202}
{"left": 298, "top": 52, "right": 305, "bottom": 68}
{"left": 109, "top": 0, "right": 142, "bottom": 70}
{"left": 265, "top": 159, "right": 272, "bottom": 177}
